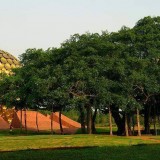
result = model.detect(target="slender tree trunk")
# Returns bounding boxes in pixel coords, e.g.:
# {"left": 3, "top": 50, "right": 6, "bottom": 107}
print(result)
{"left": 24, "top": 107, "right": 27, "bottom": 133}
{"left": 51, "top": 113, "right": 53, "bottom": 134}
{"left": 20, "top": 108, "right": 22, "bottom": 133}
{"left": 144, "top": 105, "right": 150, "bottom": 134}
{"left": 125, "top": 113, "right": 129, "bottom": 136}
{"left": 92, "top": 108, "right": 97, "bottom": 134}
{"left": 128, "top": 115, "right": 132, "bottom": 136}
{"left": 153, "top": 117, "right": 157, "bottom": 136}
{"left": 136, "top": 108, "right": 141, "bottom": 136}
{"left": 51, "top": 104, "right": 54, "bottom": 134}
{"left": 153, "top": 105, "right": 157, "bottom": 136}
{"left": 59, "top": 110, "right": 63, "bottom": 134}
{"left": 80, "top": 105, "right": 86, "bottom": 134}
{"left": 36, "top": 111, "right": 39, "bottom": 133}
{"left": 108, "top": 106, "right": 113, "bottom": 136}
{"left": 87, "top": 106, "right": 92, "bottom": 134}
{"left": 132, "top": 115, "right": 135, "bottom": 136}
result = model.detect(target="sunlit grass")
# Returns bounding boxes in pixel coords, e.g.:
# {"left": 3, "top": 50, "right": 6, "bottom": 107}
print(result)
{"left": 0, "top": 133, "right": 159, "bottom": 151}
{"left": 0, "top": 129, "right": 160, "bottom": 160}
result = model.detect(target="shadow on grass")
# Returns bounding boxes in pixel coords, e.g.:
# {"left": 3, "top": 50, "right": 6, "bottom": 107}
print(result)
{"left": 0, "top": 144, "right": 160, "bottom": 160}
{"left": 0, "top": 129, "right": 53, "bottom": 136}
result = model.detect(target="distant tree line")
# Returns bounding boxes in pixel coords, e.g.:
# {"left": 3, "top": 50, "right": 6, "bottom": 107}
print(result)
{"left": 0, "top": 16, "right": 160, "bottom": 135}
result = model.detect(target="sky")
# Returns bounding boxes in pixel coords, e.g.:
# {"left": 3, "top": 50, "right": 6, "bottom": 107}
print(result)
{"left": 0, "top": 0, "right": 160, "bottom": 58}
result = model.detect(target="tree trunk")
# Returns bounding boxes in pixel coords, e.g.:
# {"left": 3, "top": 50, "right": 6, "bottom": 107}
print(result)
{"left": 153, "top": 105, "right": 157, "bottom": 136}
{"left": 51, "top": 112, "right": 54, "bottom": 134}
{"left": 87, "top": 106, "right": 92, "bottom": 134}
{"left": 128, "top": 115, "right": 132, "bottom": 136}
{"left": 79, "top": 105, "right": 86, "bottom": 134}
{"left": 92, "top": 108, "right": 97, "bottom": 134}
{"left": 136, "top": 108, "right": 141, "bottom": 136}
{"left": 153, "top": 116, "right": 157, "bottom": 136}
{"left": 59, "top": 110, "right": 63, "bottom": 134}
{"left": 132, "top": 115, "right": 135, "bottom": 135}
{"left": 36, "top": 111, "right": 39, "bottom": 133}
{"left": 108, "top": 106, "right": 113, "bottom": 136}
{"left": 51, "top": 104, "right": 54, "bottom": 134}
{"left": 20, "top": 108, "right": 22, "bottom": 133}
{"left": 144, "top": 105, "right": 150, "bottom": 134}
{"left": 24, "top": 108, "right": 27, "bottom": 133}
{"left": 112, "top": 107, "right": 125, "bottom": 135}
{"left": 125, "top": 113, "right": 129, "bottom": 136}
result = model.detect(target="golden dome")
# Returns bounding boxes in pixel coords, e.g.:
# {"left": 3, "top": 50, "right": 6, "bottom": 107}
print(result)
{"left": 0, "top": 50, "right": 20, "bottom": 75}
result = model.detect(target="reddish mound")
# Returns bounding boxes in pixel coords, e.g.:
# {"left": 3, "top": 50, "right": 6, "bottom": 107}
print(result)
{"left": 0, "top": 116, "right": 10, "bottom": 130}
{"left": 11, "top": 111, "right": 80, "bottom": 134}
{"left": 49, "top": 112, "right": 81, "bottom": 134}
{"left": 54, "top": 112, "right": 81, "bottom": 128}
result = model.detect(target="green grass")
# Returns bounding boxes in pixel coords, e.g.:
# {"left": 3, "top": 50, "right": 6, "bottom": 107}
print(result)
{"left": 0, "top": 129, "right": 52, "bottom": 136}
{"left": 0, "top": 130, "right": 160, "bottom": 160}
{"left": 1, "top": 144, "right": 160, "bottom": 160}
{"left": 0, "top": 134, "right": 150, "bottom": 151}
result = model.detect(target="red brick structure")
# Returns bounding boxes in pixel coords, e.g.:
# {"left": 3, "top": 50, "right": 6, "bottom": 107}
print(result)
{"left": 11, "top": 111, "right": 81, "bottom": 134}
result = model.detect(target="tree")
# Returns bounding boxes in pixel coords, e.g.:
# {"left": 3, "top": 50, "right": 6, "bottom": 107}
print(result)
{"left": 0, "top": 16, "right": 159, "bottom": 136}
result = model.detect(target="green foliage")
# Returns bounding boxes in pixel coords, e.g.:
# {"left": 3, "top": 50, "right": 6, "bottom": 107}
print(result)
{"left": 62, "top": 109, "right": 80, "bottom": 122}
{"left": 0, "top": 16, "right": 159, "bottom": 134}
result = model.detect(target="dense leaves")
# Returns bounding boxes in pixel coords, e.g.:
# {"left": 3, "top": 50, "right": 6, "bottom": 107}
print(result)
{"left": 0, "top": 16, "right": 159, "bottom": 135}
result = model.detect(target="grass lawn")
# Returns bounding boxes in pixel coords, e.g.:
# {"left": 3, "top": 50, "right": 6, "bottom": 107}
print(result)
{"left": 0, "top": 130, "right": 160, "bottom": 160}
{"left": 1, "top": 145, "right": 160, "bottom": 160}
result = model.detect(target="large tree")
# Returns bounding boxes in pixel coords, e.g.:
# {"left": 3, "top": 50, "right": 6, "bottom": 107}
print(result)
{"left": 0, "top": 16, "right": 159, "bottom": 136}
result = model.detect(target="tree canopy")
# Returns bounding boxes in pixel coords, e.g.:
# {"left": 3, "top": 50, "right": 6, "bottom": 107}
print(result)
{"left": 0, "top": 16, "right": 159, "bottom": 135}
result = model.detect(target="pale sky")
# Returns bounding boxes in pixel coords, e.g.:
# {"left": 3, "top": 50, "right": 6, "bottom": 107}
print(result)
{"left": 0, "top": 0, "right": 160, "bottom": 58}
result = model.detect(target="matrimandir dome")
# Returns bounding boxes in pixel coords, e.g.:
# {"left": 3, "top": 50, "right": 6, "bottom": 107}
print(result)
{"left": 0, "top": 50, "right": 20, "bottom": 75}
{"left": 0, "top": 49, "right": 20, "bottom": 124}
